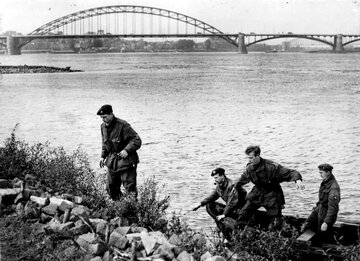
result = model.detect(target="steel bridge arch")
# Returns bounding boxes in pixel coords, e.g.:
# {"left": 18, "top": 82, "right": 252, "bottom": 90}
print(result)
{"left": 29, "top": 5, "right": 237, "bottom": 46}
{"left": 343, "top": 37, "right": 360, "bottom": 46}
{"left": 247, "top": 35, "right": 334, "bottom": 48}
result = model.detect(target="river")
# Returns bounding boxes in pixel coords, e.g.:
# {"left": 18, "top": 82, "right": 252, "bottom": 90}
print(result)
{"left": 0, "top": 52, "right": 359, "bottom": 229}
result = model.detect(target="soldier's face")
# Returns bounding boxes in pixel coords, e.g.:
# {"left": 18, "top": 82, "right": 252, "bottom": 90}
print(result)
{"left": 247, "top": 152, "right": 260, "bottom": 165}
{"left": 213, "top": 174, "right": 225, "bottom": 185}
{"left": 319, "top": 170, "right": 330, "bottom": 180}
{"left": 100, "top": 114, "right": 113, "bottom": 124}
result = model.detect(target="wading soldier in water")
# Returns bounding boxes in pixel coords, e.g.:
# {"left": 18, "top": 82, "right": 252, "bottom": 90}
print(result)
{"left": 302, "top": 164, "right": 340, "bottom": 244}
{"left": 97, "top": 104, "right": 142, "bottom": 200}
{"left": 235, "top": 145, "right": 305, "bottom": 229}
{"left": 199, "top": 168, "right": 247, "bottom": 239}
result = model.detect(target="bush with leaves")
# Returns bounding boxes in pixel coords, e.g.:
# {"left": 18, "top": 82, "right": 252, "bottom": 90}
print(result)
{"left": 0, "top": 124, "right": 31, "bottom": 180}
{"left": 337, "top": 244, "right": 360, "bottom": 261}
{"left": 0, "top": 126, "right": 102, "bottom": 198}
{"left": 103, "top": 176, "right": 170, "bottom": 231}
{"left": 233, "top": 221, "right": 303, "bottom": 261}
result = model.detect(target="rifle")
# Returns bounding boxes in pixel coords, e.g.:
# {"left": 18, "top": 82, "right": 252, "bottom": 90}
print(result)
{"left": 183, "top": 204, "right": 202, "bottom": 215}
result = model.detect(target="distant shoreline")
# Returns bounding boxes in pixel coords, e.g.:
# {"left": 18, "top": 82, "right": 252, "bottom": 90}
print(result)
{"left": 0, "top": 65, "right": 82, "bottom": 74}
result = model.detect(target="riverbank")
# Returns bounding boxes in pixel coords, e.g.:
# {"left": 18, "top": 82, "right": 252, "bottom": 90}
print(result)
{"left": 0, "top": 65, "right": 82, "bottom": 74}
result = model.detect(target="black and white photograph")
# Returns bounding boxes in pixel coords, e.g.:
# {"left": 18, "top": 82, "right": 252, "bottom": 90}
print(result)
{"left": 1, "top": 0, "right": 359, "bottom": 260}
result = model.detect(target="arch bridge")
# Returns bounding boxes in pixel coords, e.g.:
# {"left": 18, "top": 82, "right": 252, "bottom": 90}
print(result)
{"left": 237, "top": 33, "right": 360, "bottom": 53}
{"left": 1, "top": 5, "right": 360, "bottom": 54}
{"left": 1, "top": 5, "right": 238, "bottom": 55}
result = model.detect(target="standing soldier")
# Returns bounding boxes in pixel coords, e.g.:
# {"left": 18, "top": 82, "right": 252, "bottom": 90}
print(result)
{"left": 302, "top": 164, "right": 340, "bottom": 243}
{"left": 97, "top": 104, "right": 142, "bottom": 200}
{"left": 235, "top": 145, "right": 305, "bottom": 229}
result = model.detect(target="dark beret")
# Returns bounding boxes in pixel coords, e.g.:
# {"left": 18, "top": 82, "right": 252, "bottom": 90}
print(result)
{"left": 211, "top": 167, "right": 225, "bottom": 176}
{"left": 97, "top": 104, "right": 113, "bottom": 115}
{"left": 318, "top": 163, "right": 333, "bottom": 172}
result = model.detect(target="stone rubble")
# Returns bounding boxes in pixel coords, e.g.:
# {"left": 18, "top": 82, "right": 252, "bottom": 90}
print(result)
{"left": 0, "top": 177, "right": 233, "bottom": 261}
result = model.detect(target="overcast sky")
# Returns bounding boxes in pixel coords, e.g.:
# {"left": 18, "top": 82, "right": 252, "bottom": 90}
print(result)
{"left": 1, "top": 0, "right": 360, "bottom": 35}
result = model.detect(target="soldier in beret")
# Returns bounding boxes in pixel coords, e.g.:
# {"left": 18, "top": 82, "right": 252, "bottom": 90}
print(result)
{"left": 199, "top": 167, "right": 247, "bottom": 239}
{"left": 235, "top": 145, "right": 305, "bottom": 229}
{"left": 302, "top": 163, "right": 340, "bottom": 243}
{"left": 97, "top": 104, "right": 142, "bottom": 200}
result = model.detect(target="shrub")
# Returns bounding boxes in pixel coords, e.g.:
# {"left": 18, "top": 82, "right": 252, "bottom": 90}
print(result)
{"left": 0, "top": 126, "right": 103, "bottom": 199}
{"left": 0, "top": 124, "right": 31, "bottom": 180}
{"left": 233, "top": 222, "right": 303, "bottom": 261}
{"left": 337, "top": 244, "right": 360, "bottom": 261}
{"left": 104, "top": 176, "right": 170, "bottom": 231}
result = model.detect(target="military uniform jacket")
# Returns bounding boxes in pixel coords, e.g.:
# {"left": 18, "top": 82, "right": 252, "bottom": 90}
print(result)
{"left": 316, "top": 174, "right": 340, "bottom": 225}
{"left": 236, "top": 158, "right": 302, "bottom": 210}
{"left": 101, "top": 117, "right": 142, "bottom": 171}
{"left": 201, "top": 177, "right": 246, "bottom": 216}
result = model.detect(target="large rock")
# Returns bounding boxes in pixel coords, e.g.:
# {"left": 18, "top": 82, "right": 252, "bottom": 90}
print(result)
{"left": 76, "top": 233, "right": 107, "bottom": 256}
{"left": 30, "top": 196, "right": 49, "bottom": 206}
{"left": 177, "top": 251, "right": 195, "bottom": 261}
{"left": 0, "top": 188, "right": 22, "bottom": 196}
{"left": 109, "top": 231, "right": 129, "bottom": 250}
{"left": 168, "top": 234, "right": 182, "bottom": 246}
{"left": 115, "top": 226, "right": 131, "bottom": 236}
{"left": 200, "top": 252, "right": 212, "bottom": 261}
{"left": 71, "top": 205, "right": 90, "bottom": 217}
{"left": 58, "top": 200, "right": 74, "bottom": 212}
{"left": 87, "top": 243, "right": 108, "bottom": 256}
{"left": 49, "top": 197, "right": 75, "bottom": 208}
{"left": 140, "top": 231, "right": 174, "bottom": 255}
{"left": 153, "top": 244, "right": 175, "bottom": 260}
{"left": 42, "top": 204, "right": 58, "bottom": 216}
{"left": 96, "top": 222, "right": 107, "bottom": 236}
{"left": 90, "top": 218, "right": 108, "bottom": 226}
{"left": 110, "top": 217, "right": 122, "bottom": 227}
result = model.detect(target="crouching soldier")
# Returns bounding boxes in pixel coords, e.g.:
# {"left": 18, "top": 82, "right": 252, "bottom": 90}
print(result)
{"left": 302, "top": 163, "right": 340, "bottom": 244}
{"left": 199, "top": 168, "right": 247, "bottom": 240}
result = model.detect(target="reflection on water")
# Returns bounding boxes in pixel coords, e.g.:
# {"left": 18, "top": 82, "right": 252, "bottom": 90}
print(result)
{"left": 0, "top": 52, "right": 359, "bottom": 229}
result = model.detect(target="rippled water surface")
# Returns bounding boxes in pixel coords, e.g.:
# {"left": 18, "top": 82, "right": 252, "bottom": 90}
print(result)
{"left": 1, "top": 52, "right": 359, "bottom": 229}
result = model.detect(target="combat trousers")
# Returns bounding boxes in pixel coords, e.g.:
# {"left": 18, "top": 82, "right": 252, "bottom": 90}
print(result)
{"left": 206, "top": 202, "right": 239, "bottom": 240}
{"left": 304, "top": 205, "right": 336, "bottom": 244}
{"left": 236, "top": 200, "right": 282, "bottom": 229}
{"left": 106, "top": 165, "right": 137, "bottom": 200}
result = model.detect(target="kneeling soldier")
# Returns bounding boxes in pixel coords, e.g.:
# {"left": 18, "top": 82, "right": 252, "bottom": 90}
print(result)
{"left": 199, "top": 168, "right": 247, "bottom": 239}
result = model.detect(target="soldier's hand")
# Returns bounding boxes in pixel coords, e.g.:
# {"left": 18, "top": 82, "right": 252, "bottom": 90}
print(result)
{"left": 99, "top": 158, "right": 105, "bottom": 168}
{"left": 118, "top": 150, "right": 128, "bottom": 158}
{"left": 295, "top": 180, "right": 305, "bottom": 190}
{"left": 216, "top": 214, "right": 225, "bottom": 221}
{"left": 321, "top": 222, "right": 328, "bottom": 231}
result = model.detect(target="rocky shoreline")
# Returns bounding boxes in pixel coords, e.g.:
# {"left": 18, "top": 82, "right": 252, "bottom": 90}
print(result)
{"left": 0, "top": 65, "right": 82, "bottom": 74}
{"left": 0, "top": 176, "right": 235, "bottom": 261}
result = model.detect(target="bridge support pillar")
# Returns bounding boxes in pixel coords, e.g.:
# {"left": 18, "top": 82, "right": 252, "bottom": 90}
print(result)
{"left": 237, "top": 33, "right": 248, "bottom": 54}
{"left": 334, "top": 34, "right": 344, "bottom": 53}
{"left": 6, "top": 36, "right": 21, "bottom": 55}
